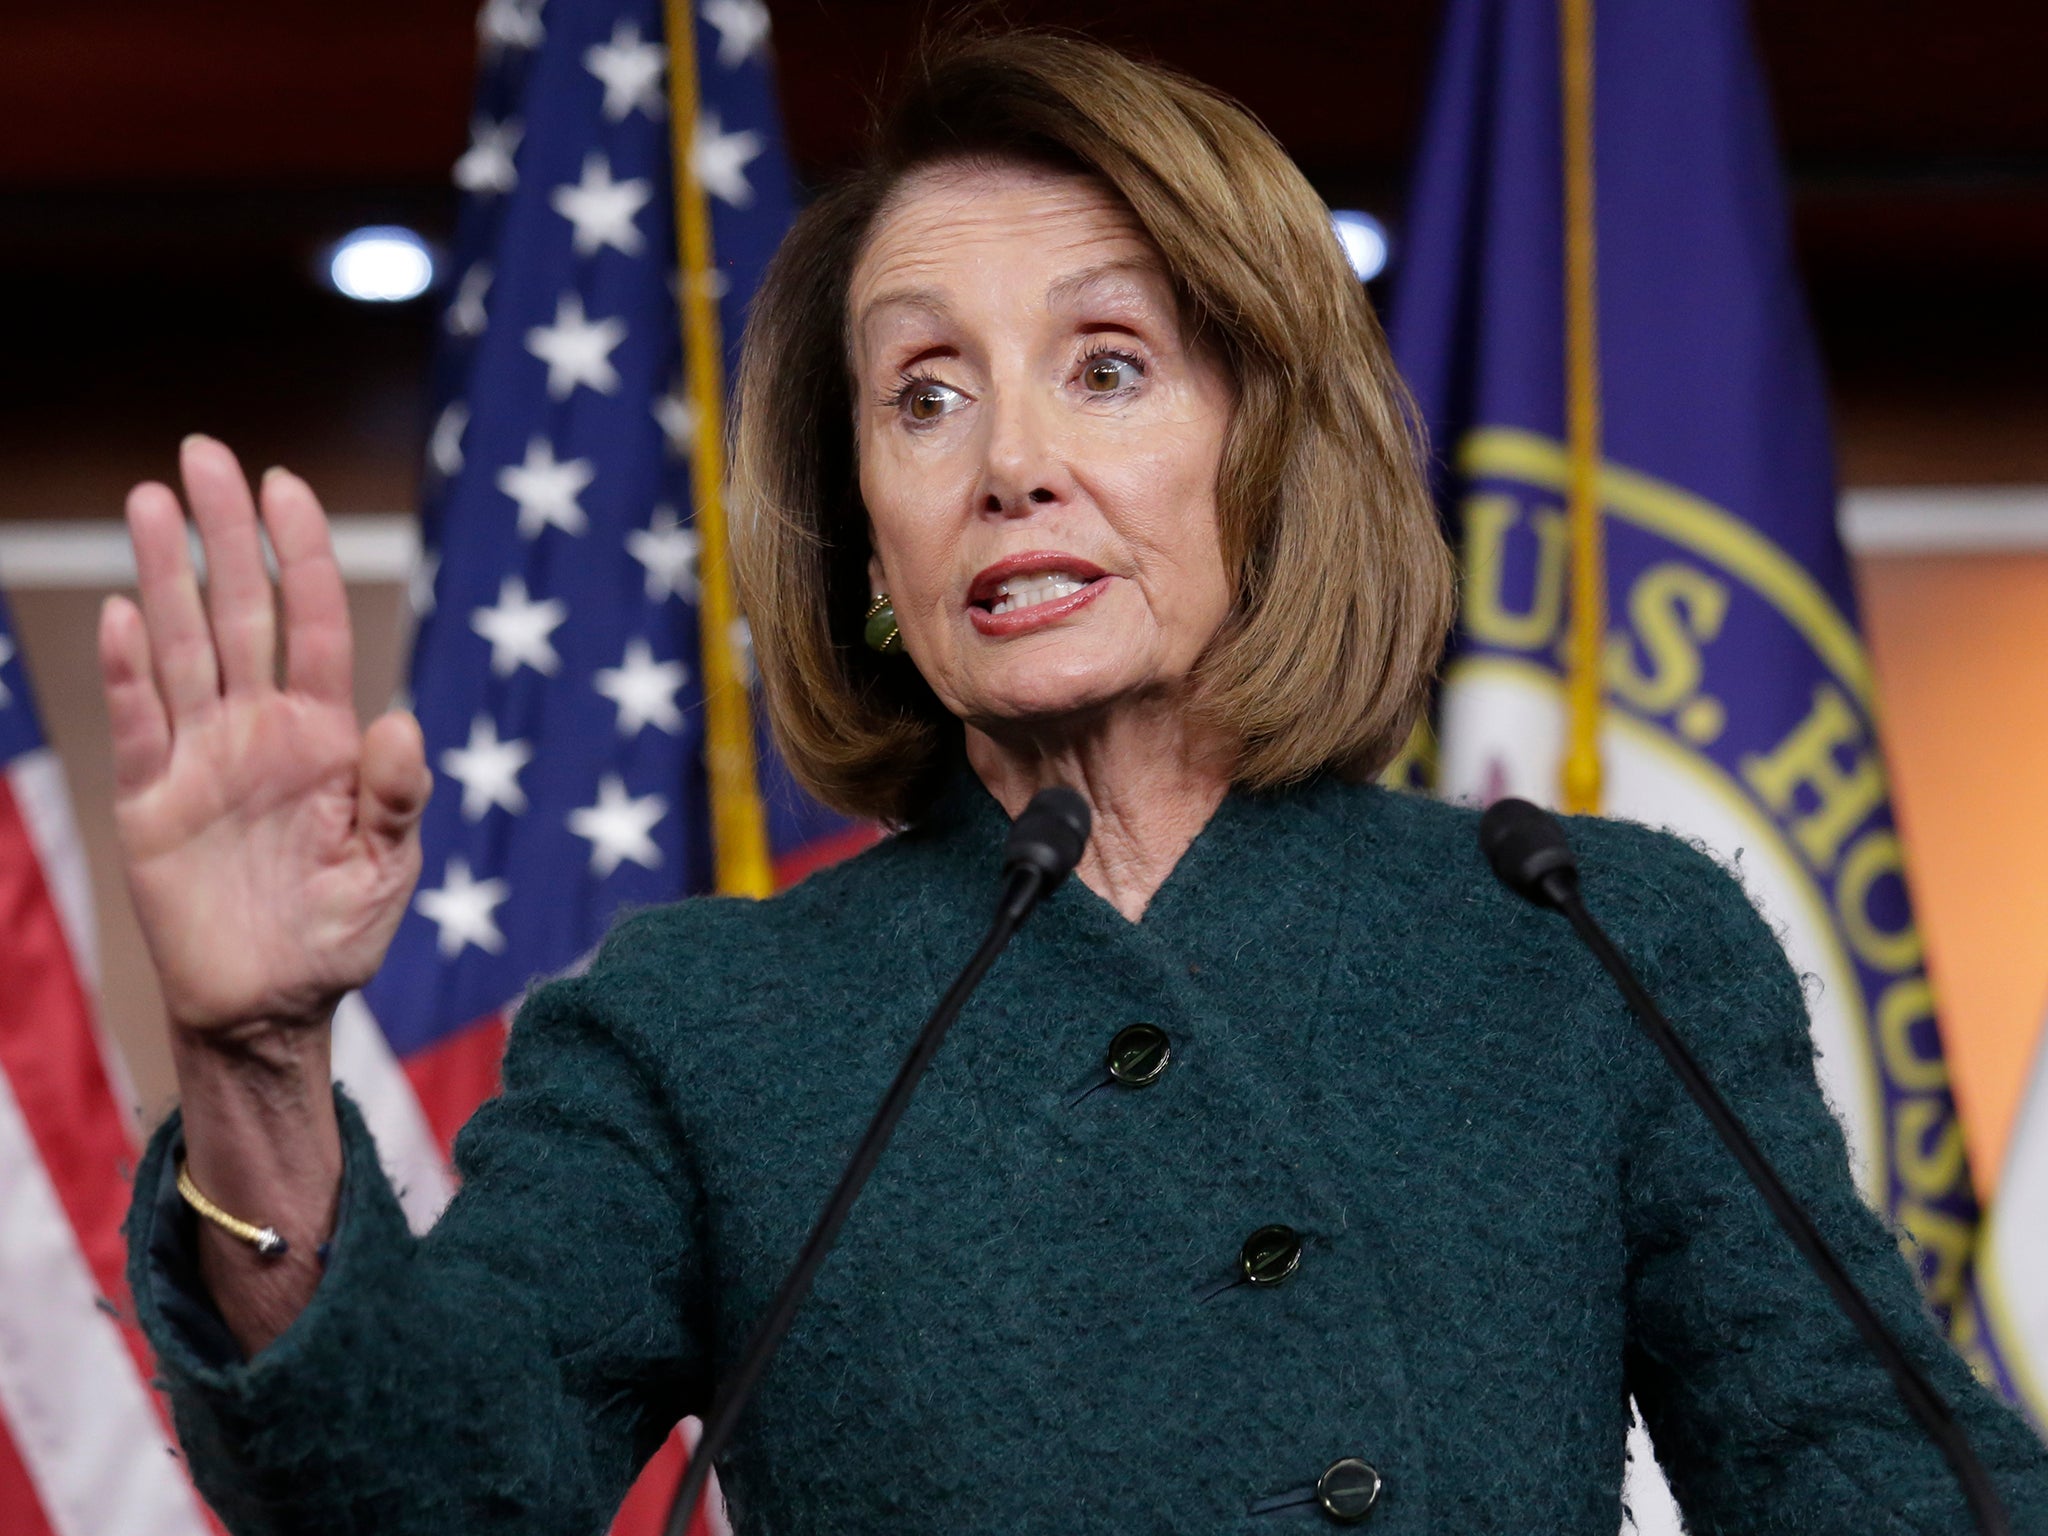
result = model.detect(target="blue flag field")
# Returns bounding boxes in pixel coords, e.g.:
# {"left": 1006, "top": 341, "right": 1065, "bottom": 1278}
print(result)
{"left": 1390, "top": 0, "right": 2012, "bottom": 1412}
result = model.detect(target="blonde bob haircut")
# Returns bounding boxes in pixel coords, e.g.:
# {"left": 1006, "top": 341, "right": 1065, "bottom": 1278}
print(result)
{"left": 730, "top": 30, "right": 1455, "bottom": 825}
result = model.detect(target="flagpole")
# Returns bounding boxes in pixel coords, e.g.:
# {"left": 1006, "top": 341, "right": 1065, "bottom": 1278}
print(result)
{"left": 665, "top": 0, "right": 774, "bottom": 898}
{"left": 1559, "top": 0, "right": 1605, "bottom": 814}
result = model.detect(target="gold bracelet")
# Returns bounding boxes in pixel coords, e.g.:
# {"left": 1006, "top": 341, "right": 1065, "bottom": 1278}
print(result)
{"left": 176, "top": 1159, "right": 290, "bottom": 1258}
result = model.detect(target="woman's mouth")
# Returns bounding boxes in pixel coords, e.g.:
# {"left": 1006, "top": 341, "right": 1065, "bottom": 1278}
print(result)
{"left": 968, "top": 553, "right": 1112, "bottom": 636}
{"left": 987, "top": 572, "right": 1088, "bottom": 615}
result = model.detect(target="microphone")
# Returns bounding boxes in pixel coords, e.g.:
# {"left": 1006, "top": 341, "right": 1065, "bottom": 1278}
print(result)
{"left": 1478, "top": 798, "right": 2009, "bottom": 1536}
{"left": 665, "top": 787, "right": 1091, "bottom": 1535}
{"left": 998, "top": 784, "right": 1089, "bottom": 919}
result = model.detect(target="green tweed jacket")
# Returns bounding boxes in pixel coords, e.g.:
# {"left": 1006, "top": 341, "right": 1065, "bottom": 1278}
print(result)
{"left": 128, "top": 774, "right": 2048, "bottom": 1534}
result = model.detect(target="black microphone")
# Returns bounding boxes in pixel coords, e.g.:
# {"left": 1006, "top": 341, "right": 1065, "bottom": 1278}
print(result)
{"left": 1478, "top": 798, "right": 2010, "bottom": 1536}
{"left": 665, "top": 787, "right": 1091, "bottom": 1535}
{"left": 998, "top": 784, "right": 1089, "bottom": 917}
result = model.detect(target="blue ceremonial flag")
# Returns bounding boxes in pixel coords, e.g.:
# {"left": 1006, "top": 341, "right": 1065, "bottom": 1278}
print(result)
{"left": 1390, "top": 0, "right": 2015, "bottom": 1415}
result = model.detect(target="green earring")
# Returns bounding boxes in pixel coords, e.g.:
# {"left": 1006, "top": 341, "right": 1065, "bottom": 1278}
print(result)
{"left": 863, "top": 593, "right": 905, "bottom": 655}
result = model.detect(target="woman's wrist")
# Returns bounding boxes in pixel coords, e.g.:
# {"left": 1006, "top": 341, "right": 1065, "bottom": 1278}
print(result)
{"left": 171, "top": 1019, "right": 343, "bottom": 1237}
{"left": 167, "top": 995, "right": 337, "bottom": 1061}
{"left": 169, "top": 1003, "right": 336, "bottom": 1107}
{"left": 171, "top": 1024, "right": 345, "bottom": 1355}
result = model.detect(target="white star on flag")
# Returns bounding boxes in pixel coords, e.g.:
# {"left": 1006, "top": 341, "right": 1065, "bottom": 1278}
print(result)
{"left": 447, "top": 263, "right": 493, "bottom": 338}
{"left": 497, "top": 437, "right": 595, "bottom": 538}
{"left": 653, "top": 382, "right": 698, "bottom": 457}
{"left": 454, "top": 117, "right": 522, "bottom": 196}
{"left": 0, "top": 632, "right": 14, "bottom": 707}
{"left": 414, "top": 856, "right": 512, "bottom": 957}
{"left": 525, "top": 293, "right": 627, "bottom": 400}
{"left": 477, "top": 0, "right": 544, "bottom": 54}
{"left": 584, "top": 19, "right": 666, "bottom": 122}
{"left": 595, "top": 638, "right": 689, "bottom": 736}
{"left": 626, "top": 505, "right": 700, "bottom": 602}
{"left": 471, "top": 575, "right": 568, "bottom": 678}
{"left": 690, "top": 110, "right": 763, "bottom": 208}
{"left": 440, "top": 714, "right": 535, "bottom": 820}
{"left": 701, "top": 0, "right": 771, "bottom": 67}
{"left": 568, "top": 775, "right": 667, "bottom": 876}
{"left": 430, "top": 400, "right": 469, "bottom": 478}
{"left": 551, "top": 152, "right": 652, "bottom": 257}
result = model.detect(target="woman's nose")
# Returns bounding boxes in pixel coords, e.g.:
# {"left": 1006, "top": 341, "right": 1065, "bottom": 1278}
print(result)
{"left": 977, "top": 390, "right": 1075, "bottom": 517}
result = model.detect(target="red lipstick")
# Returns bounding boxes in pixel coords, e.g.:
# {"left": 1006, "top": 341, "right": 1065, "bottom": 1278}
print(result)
{"left": 966, "top": 551, "right": 1113, "bottom": 637}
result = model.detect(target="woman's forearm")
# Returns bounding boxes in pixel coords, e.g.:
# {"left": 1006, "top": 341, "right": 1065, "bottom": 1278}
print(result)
{"left": 170, "top": 1020, "right": 344, "bottom": 1356}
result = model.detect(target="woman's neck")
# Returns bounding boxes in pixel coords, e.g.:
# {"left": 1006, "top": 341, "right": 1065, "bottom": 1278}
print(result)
{"left": 964, "top": 703, "right": 1234, "bottom": 922}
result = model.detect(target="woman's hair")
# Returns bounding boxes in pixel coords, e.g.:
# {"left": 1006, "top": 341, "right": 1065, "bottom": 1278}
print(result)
{"left": 730, "top": 29, "right": 1455, "bottom": 824}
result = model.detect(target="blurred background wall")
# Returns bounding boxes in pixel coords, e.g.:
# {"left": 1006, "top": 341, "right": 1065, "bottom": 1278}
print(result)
{"left": 2, "top": 0, "right": 2045, "bottom": 1196}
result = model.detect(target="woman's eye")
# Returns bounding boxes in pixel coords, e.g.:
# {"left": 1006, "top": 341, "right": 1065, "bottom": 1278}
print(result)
{"left": 1080, "top": 352, "right": 1142, "bottom": 394}
{"left": 901, "top": 379, "right": 964, "bottom": 422}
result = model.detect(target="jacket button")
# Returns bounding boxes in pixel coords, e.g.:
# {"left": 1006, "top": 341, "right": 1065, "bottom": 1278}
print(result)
{"left": 1105, "top": 1023, "right": 1171, "bottom": 1087}
{"left": 1316, "top": 1458, "right": 1382, "bottom": 1523}
{"left": 1238, "top": 1224, "right": 1302, "bottom": 1286}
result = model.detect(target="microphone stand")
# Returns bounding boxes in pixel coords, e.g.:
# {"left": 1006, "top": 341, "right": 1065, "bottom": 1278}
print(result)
{"left": 664, "top": 789, "right": 1087, "bottom": 1535}
{"left": 1480, "top": 798, "right": 2009, "bottom": 1536}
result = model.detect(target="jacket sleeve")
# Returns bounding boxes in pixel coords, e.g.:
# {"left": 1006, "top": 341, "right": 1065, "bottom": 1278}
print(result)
{"left": 1609, "top": 832, "right": 2048, "bottom": 1535}
{"left": 125, "top": 965, "right": 711, "bottom": 1536}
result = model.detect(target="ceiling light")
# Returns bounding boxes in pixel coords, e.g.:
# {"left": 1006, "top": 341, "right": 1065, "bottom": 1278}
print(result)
{"left": 327, "top": 226, "right": 436, "bottom": 303}
{"left": 1330, "top": 210, "right": 1391, "bottom": 283}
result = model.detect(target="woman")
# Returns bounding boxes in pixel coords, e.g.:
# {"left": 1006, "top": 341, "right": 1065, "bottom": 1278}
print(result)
{"left": 111, "top": 31, "right": 2044, "bottom": 1535}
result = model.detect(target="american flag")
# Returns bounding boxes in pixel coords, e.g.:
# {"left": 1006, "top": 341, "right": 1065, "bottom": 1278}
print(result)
{"left": 327, "top": 0, "right": 863, "bottom": 1530}
{"left": 0, "top": 590, "right": 217, "bottom": 1535}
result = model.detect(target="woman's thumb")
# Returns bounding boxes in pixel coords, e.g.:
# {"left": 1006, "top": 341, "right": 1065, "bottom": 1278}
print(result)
{"left": 358, "top": 710, "right": 433, "bottom": 848}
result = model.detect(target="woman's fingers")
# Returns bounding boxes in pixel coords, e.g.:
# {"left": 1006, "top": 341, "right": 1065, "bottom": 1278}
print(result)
{"left": 179, "top": 436, "right": 277, "bottom": 696}
{"left": 357, "top": 710, "right": 432, "bottom": 851}
{"left": 97, "top": 594, "right": 172, "bottom": 795}
{"left": 124, "top": 478, "right": 220, "bottom": 721}
{"left": 259, "top": 467, "right": 354, "bottom": 707}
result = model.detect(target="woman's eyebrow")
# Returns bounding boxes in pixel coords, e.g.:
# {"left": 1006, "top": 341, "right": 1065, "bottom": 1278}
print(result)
{"left": 855, "top": 286, "right": 952, "bottom": 336}
{"left": 1045, "top": 257, "right": 1163, "bottom": 311}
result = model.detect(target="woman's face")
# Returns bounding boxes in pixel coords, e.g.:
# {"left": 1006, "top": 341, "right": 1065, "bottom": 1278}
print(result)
{"left": 849, "top": 161, "right": 1236, "bottom": 739}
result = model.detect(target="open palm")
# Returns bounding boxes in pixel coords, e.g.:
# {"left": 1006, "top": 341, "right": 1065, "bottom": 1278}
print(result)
{"left": 100, "top": 437, "right": 431, "bottom": 1034}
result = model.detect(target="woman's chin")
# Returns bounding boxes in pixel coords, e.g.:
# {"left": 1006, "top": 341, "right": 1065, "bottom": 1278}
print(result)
{"left": 958, "top": 670, "right": 1163, "bottom": 736}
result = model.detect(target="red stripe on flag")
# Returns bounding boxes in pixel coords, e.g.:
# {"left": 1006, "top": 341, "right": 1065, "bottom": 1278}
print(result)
{"left": 773, "top": 824, "right": 882, "bottom": 890}
{"left": 610, "top": 1431, "right": 686, "bottom": 1536}
{"left": 0, "top": 769, "right": 227, "bottom": 1534}
{"left": 0, "top": 1415, "right": 59, "bottom": 1536}
{"left": 398, "top": 1011, "right": 509, "bottom": 1161}
{"left": 0, "top": 775, "right": 139, "bottom": 1338}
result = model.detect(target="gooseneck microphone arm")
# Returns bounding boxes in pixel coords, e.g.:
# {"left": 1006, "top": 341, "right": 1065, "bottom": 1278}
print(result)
{"left": 664, "top": 788, "right": 1091, "bottom": 1536}
{"left": 1478, "top": 798, "right": 2009, "bottom": 1536}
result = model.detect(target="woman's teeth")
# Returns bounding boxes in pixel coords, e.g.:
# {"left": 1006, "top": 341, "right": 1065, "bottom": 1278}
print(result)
{"left": 989, "top": 573, "right": 1087, "bottom": 615}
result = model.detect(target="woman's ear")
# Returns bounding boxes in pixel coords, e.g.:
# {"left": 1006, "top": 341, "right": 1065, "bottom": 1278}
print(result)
{"left": 867, "top": 550, "right": 887, "bottom": 598}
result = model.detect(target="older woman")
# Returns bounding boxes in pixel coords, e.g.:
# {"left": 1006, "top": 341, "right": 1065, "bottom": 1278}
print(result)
{"left": 111, "top": 31, "right": 2043, "bottom": 1536}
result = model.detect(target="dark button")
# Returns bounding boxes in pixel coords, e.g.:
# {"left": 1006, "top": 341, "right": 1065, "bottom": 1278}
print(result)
{"left": 1316, "top": 1458, "right": 1382, "bottom": 1523}
{"left": 1238, "top": 1223, "right": 1302, "bottom": 1286}
{"left": 1105, "top": 1023, "right": 1171, "bottom": 1087}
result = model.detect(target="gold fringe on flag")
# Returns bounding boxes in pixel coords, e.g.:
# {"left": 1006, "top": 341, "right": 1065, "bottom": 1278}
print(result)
{"left": 664, "top": 0, "right": 773, "bottom": 896}
{"left": 1560, "top": 0, "right": 1606, "bottom": 814}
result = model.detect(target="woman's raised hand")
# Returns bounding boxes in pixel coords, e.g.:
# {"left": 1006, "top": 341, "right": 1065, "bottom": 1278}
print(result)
{"left": 100, "top": 436, "right": 433, "bottom": 1038}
